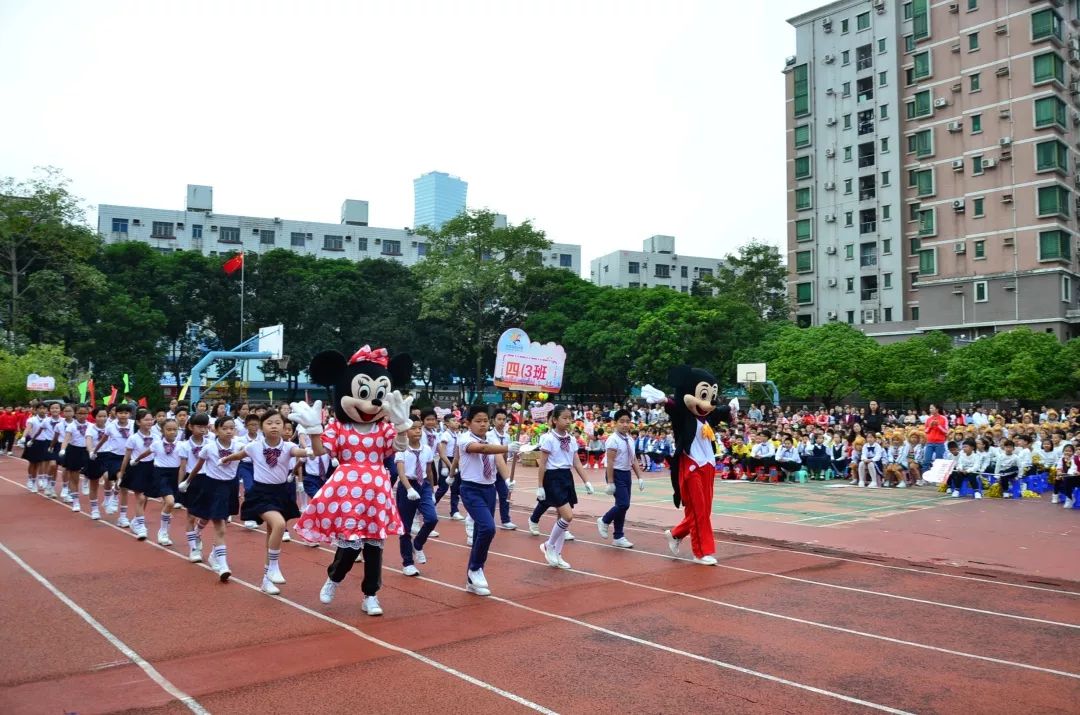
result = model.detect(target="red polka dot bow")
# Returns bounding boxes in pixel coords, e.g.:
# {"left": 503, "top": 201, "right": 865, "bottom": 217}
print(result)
{"left": 349, "top": 345, "right": 389, "bottom": 367}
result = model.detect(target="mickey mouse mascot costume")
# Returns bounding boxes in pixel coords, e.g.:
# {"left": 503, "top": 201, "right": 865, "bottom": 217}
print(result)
{"left": 289, "top": 345, "right": 413, "bottom": 616}
{"left": 643, "top": 366, "right": 738, "bottom": 565}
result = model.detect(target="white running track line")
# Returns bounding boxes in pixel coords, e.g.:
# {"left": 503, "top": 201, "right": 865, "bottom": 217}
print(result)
{"left": 788, "top": 495, "right": 950, "bottom": 523}
{"left": 0, "top": 541, "right": 209, "bottom": 715}
{"left": 506, "top": 504, "right": 1080, "bottom": 596}
{"left": 0, "top": 477, "right": 555, "bottom": 715}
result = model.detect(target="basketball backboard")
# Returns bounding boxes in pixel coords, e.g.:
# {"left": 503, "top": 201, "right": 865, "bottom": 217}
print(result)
{"left": 258, "top": 325, "right": 284, "bottom": 359}
{"left": 736, "top": 362, "right": 766, "bottom": 384}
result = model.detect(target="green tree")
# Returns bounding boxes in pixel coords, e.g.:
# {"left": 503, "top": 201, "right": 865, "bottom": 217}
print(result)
{"left": 416, "top": 209, "right": 551, "bottom": 398}
{"left": 764, "top": 323, "right": 878, "bottom": 405}
{"left": 701, "top": 240, "right": 789, "bottom": 321}
{"left": 946, "top": 328, "right": 1070, "bottom": 401}
{"left": 865, "top": 331, "right": 951, "bottom": 407}
{"left": 0, "top": 343, "right": 73, "bottom": 402}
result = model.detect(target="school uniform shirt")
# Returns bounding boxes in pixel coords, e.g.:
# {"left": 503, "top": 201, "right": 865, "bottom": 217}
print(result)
{"left": 151, "top": 437, "right": 182, "bottom": 468}
{"left": 202, "top": 439, "right": 240, "bottom": 481}
{"left": 65, "top": 419, "right": 88, "bottom": 448}
{"left": 995, "top": 453, "right": 1020, "bottom": 476}
{"left": 635, "top": 435, "right": 650, "bottom": 455}
{"left": 235, "top": 433, "right": 258, "bottom": 463}
{"left": 862, "top": 443, "right": 884, "bottom": 463}
{"left": 487, "top": 428, "right": 511, "bottom": 448}
{"left": 539, "top": 430, "right": 576, "bottom": 469}
{"left": 241, "top": 439, "right": 298, "bottom": 485}
{"left": 885, "top": 445, "right": 905, "bottom": 465}
{"left": 973, "top": 451, "right": 992, "bottom": 474}
{"left": 86, "top": 424, "right": 106, "bottom": 454}
{"left": 151, "top": 423, "right": 163, "bottom": 440}
{"left": 125, "top": 431, "right": 156, "bottom": 463}
{"left": 751, "top": 442, "right": 775, "bottom": 459}
{"left": 103, "top": 421, "right": 134, "bottom": 455}
{"left": 775, "top": 446, "right": 801, "bottom": 464}
{"left": 458, "top": 431, "right": 497, "bottom": 485}
{"left": 439, "top": 430, "right": 457, "bottom": 461}
{"left": 45, "top": 416, "right": 64, "bottom": 444}
{"left": 304, "top": 452, "right": 333, "bottom": 479}
{"left": 955, "top": 452, "right": 979, "bottom": 473}
{"left": 605, "top": 431, "right": 636, "bottom": 471}
{"left": 396, "top": 444, "right": 433, "bottom": 483}
{"left": 178, "top": 437, "right": 208, "bottom": 475}
{"left": 1014, "top": 446, "right": 1032, "bottom": 473}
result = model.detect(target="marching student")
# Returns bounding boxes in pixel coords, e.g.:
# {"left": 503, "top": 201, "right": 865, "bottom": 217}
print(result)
{"left": 219, "top": 410, "right": 308, "bottom": 594}
{"left": 456, "top": 405, "right": 519, "bottom": 595}
{"left": 58, "top": 404, "right": 90, "bottom": 512}
{"left": 0, "top": 405, "right": 16, "bottom": 456}
{"left": 433, "top": 414, "right": 463, "bottom": 520}
{"left": 487, "top": 408, "right": 517, "bottom": 530}
{"left": 21, "top": 403, "right": 48, "bottom": 494}
{"left": 139, "top": 418, "right": 183, "bottom": 544}
{"left": 171, "top": 406, "right": 190, "bottom": 509}
{"left": 394, "top": 421, "right": 438, "bottom": 577}
{"left": 101, "top": 403, "right": 135, "bottom": 521}
{"left": 56, "top": 405, "right": 76, "bottom": 502}
{"left": 537, "top": 405, "right": 594, "bottom": 570}
{"left": 116, "top": 409, "right": 157, "bottom": 539}
{"left": 41, "top": 402, "right": 63, "bottom": 497}
{"left": 597, "top": 409, "right": 645, "bottom": 548}
{"left": 236, "top": 414, "right": 261, "bottom": 529}
{"left": 177, "top": 413, "right": 211, "bottom": 562}
{"left": 180, "top": 415, "right": 241, "bottom": 581}
{"left": 83, "top": 407, "right": 109, "bottom": 519}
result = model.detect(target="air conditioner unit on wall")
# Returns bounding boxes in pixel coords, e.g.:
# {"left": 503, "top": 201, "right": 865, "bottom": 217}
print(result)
{"left": 934, "top": 97, "right": 949, "bottom": 108}
{"left": 954, "top": 243, "right": 967, "bottom": 254}
{"left": 827, "top": 278, "right": 838, "bottom": 287}
{"left": 827, "top": 311, "right": 838, "bottom": 320}
{"left": 826, "top": 246, "right": 838, "bottom": 254}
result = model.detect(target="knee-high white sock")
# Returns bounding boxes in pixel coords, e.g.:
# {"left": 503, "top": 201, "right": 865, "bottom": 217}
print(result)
{"left": 546, "top": 518, "right": 570, "bottom": 553}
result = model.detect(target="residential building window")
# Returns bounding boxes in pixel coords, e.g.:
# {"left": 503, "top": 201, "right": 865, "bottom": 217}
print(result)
{"left": 151, "top": 221, "right": 174, "bottom": 238}
{"left": 843, "top": 114, "right": 852, "bottom": 130}
{"left": 918, "top": 248, "right": 937, "bottom": 275}
{"left": 974, "top": 239, "right": 985, "bottom": 258}
{"left": 323, "top": 234, "right": 343, "bottom": 251}
{"left": 881, "top": 170, "right": 890, "bottom": 186}
{"left": 973, "top": 197, "right": 985, "bottom": 217}
{"left": 911, "top": 306, "right": 920, "bottom": 320}
{"left": 699, "top": 267, "right": 713, "bottom": 279}
{"left": 882, "top": 204, "right": 891, "bottom": 220}
{"left": 844, "top": 178, "right": 853, "bottom": 194}
{"left": 906, "top": 90, "right": 931, "bottom": 118}
{"left": 912, "top": 0, "right": 930, "bottom": 41}
{"left": 795, "top": 187, "right": 812, "bottom": 210}
{"left": 1038, "top": 229, "right": 1071, "bottom": 260}
{"left": 907, "top": 128, "right": 933, "bottom": 157}
{"left": 882, "top": 238, "right": 892, "bottom": 254}
{"left": 796, "top": 282, "right": 813, "bottom": 304}
{"left": 918, "top": 208, "right": 936, "bottom": 236}
{"left": 1031, "top": 8, "right": 1063, "bottom": 43}
{"left": 847, "top": 310, "right": 856, "bottom": 324}
{"left": 968, "top": 0, "right": 977, "bottom": 9}
{"left": 842, "top": 81, "right": 851, "bottom": 97}
{"left": 796, "top": 314, "right": 812, "bottom": 327}
{"left": 903, "top": 2, "right": 913, "bottom": 21}
{"left": 879, "top": 104, "right": 889, "bottom": 119}
{"left": 628, "top": 261, "right": 640, "bottom": 274}
{"left": 191, "top": 224, "right": 203, "bottom": 239}
{"left": 969, "top": 72, "right": 980, "bottom": 91}
{"left": 357, "top": 236, "right": 368, "bottom": 251}
{"left": 793, "top": 64, "right": 810, "bottom": 117}
{"left": 857, "top": 12, "right": 869, "bottom": 31}
{"left": 841, "top": 18, "right": 849, "bottom": 33}
{"left": 884, "top": 307, "right": 893, "bottom": 322}
{"left": 794, "top": 155, "right": 812, "bottom": 179}
{"left": 259, "top": 229, "right": 275, "bottom": 245}
{"left": 1062, "top": 275, "right": 1073, "bottom": 302}
{"left": 880, "top": 137, "right": 889, "bottom": 153}
{"left": 912, "top": 51, "right": 931, "bottom": 80}
{"left": 909, "top": 168, "right": 934, "bottom": 197}
{"left": 878, "top": 38, "right": 886, "bottom": 53}
{"left": 382, "top": 239, "right": 402, "bottom": 255}
{"left": 910, "top": 237, "right": 921, "bottom": 253}
{"left": 971, "top": 113, "right": 982, "bottom": 133}
{"left": 904, "top": 34, "right": 915, "bottom": 53}
{"left": 795, "top": 251, "right": 813, "bottom": 273}
{"left": 968, "top": 32, "right": 979, "bottom": 51}
{"left": 794, "top": 124, "right": 811, "bottom": 148}
{"left": 1034, "top": 96, "right": 1067, "bottom": 129}
{"left": 290, "top": 232, "right": 307, "bottom": 247}
{"left": 844, "top": 146, "right": 853, "bottom": 162}
{"left": 846, "top": 277, "right": 855, "bottom": 292}
{"left": 219, "top": 226, "right": 240, "bottom": 243}
{"left": 842, "top": 50, "right": 850, "bottom": 65}
{"left": 655, "top": 264, "right": 670, "bottom": 279}
{"left": 845, "top": 211, "right": 854, "bottom": 227}
{"left": 883, "top": 273, "right": 892, "bottom": 289}
{"left": 845, "top": 244, "right": 855, "bottom": 260}
{"left": 559, "top": 253, "right": 572, "bottom": 267}
{"left": 974, "top": 280, "right": 988, "bottom": 302}
{"left": 1036, "top": 138, "right": 1069, "bottom": 173}
{"left": 972, "top": 155, "right": 984, "bottom": 175}
{"left": 910, "top": 271, "right": 919, "bottom": 289}
{"left": 1034, "top": 52, "right": 1065, "bottom": 84}
{"left": 909, "top": 203, "right": 921, "bottom": 221}
{"left": 112, "top": 218, "right": 129, "bottom": 233}
{"left": 795, "top": 219, "right": 813, "bottom": 242}
{"left": 1037, "top": 185, "right": 1070, "bottom": 217}
{"left": 879, "top": 71, "right": 888, "bottom": 86}
{"left": 680, "top": 265, "right": 688, "bottom": 278}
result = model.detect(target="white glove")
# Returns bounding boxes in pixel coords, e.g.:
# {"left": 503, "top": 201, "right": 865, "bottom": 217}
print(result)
{"left": 447, "top": 475, "right": 455, "bottom": 485}
{"left": 289, "top": 400, "right": 324, "bottom": 435}
{"left": 406, "top": 487, "right": 420, "bottom": 501}
{"left": 58, "top": 449, "right": 66, "bottom": 459}
{"left": 507, "top": 479, "right": 515, "bottom": 492}
{"left": 584, "top": 481, "right": 595, "bottom": 495}
{"left": 536, "top": 486, "right": 546, "bottom": 501}
{"left": 17, "top": 439, "right": 25, "bottom": 448}
{"left": 641, "top": 385, "right": 667, "bottom": 404}
{"left": 507, "top": 442, "right": 521, "bottom": 456}
{"left": 178, "top": 480, "right": 189, "bottom": 493}
{"left": 604, "top": 483, "right": 616, "bottom": 496}
{"left": 305, "top": 447, "right": 314, "bottom": 458}
{"left": 88, "top": 451, "right": 97, "bottom": 460}
{"left": 331, "top": 458, "right": 339, "bottom": 468}
{"left": 440, "top": 465, "right": 448, "bottom": 477}
{"left": 728, "top": 397, "right": 740, "bottom": 414}
{"left": 638, "top": 478, "right": 646, "bottom": 492}
{"left": 384, "top": 391, "right": 414, "bottom": 432}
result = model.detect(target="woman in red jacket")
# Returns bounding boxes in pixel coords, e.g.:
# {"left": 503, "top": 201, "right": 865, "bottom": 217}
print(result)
{"left": 921, "top": 404, "right": 949, "bottom": 473}
{"left": 0, "top": 407, "right": 16, "bottom": 455}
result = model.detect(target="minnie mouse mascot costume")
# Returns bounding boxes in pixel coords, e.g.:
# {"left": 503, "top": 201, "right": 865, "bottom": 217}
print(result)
{"left": 288, "top": 345, "right": 413, "bottom": 616}
{"left": 642, "top": 365, "right": 738, "bottom": 566}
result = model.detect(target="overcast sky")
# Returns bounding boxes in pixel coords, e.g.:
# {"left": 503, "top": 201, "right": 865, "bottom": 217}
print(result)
{"left": 0, "top": 0, "right": 823, "bottom": 276}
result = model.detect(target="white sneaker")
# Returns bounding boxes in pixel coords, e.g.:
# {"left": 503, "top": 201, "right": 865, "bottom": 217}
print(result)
{"left": 282, "top": 532, "right": 291, "bottom": 542}
{"left": 157, "top": 530, "right": 172, "bottom": 546}
{"left": 267, "top": 568, "right": 286, "bottom": 585}
{"left": 208, "top": 552, "right": 218, "bottom": 570}
{"left": 466, "top": 569, "right": 491, "bottom": 596}
{"left": 466, "top": 537, "right": 473, "bottom": 546}
{"left": 414, "top": 549, "right": 427, "bottom": 564}
{"left": 1002, "top": 492, "right": 1012, "bottom": 499}
{"left": 693, "top": 555, "right": 718, "bottom": 566}
{"left": 135, "top": 526, "right": 148, "bottom": 541}
{"left": 80, "top": 478, "right": 89, "bottom": 495}
{"left": 26, "top": 478, "right": 36, "bottom": 493}
{"left": 974, "top": 492, "right": 982, "bottom": 499}
{"left": 916, "top": 479, "right": 926, "bottom": 486}
{"left": 90, "top": 507, "right": 101, "bottom": 521}
{"left": 45, "top": 487, "right": 57, "bottom": 499}
{"left": 361, "top": 595, "right": 383, "bottom": 616}
{"left": 403, "top": 564, "right": 420, "bottom": 577}
{"left": 117, "top": 515, "right": 131, "bottom": 528}
{"left": 612, "top": 537, "right": 634, "bottom": 548}
{"left": 60, "top": 486, "right": 70, "bottom": 500}
{"left": 1064, "top": 498, "right": 1075, "bottom": 509}
{"left": 429, "top": 530, "right": 440, "bottom": 538}
{"left": 105, "top": 502, "right": 118, "bottom": 515}
{"left": 215, "top": 559, "right": 232, "bottom": 582}
{"left": 665, "top": 529, "right": 681, "bottom": 556}
{"left": 465, "top": 515, "right": 474, "bottom": 539}
{"left": 261, "top": 577, "right": 280, "bottom": 595}
{"left": 450, "top": 512, "right": 465, "bottom": 521}
{"left": 62, "top": 494, "right": 73, "bottom": 504}
{"left": 319, "top": 578, "right": 338, "bottom": 604}
{"left": 243, "top": 520, "right": 258, "bottom": 529}
{"left": 188, "top": 548, "right": 202, "bottom": 563}
{"left": 195, "top": 537, "right": 203, "bottom": 553}
{"left": 596, "top": 517, "right": 610, "bottom": 539}
{"left": 528, "top": 520, "right": 540, "bottom": 536}
{"left": 739, "top": 475, "right": 748, "bottom": 481}
{"left": 411, "top": 523, "right": 420, "bottom": 536}
{"left": 71, "top": 501, "right": 80, "bottom": 513}
{"left": 896, "top": 481, "right": 907, "bottom": 489}
{"left": 867, "top": 483, "right": 880, "bottom": 489}
{"left": 541, "top": 542, "right": 560, "bottom": 567}
{"left": 951, "top": 491, "right": 961, "bottom": 499}
{"left": 557, "top": 556, "right": 571, "bottom": 569}
{"left": 1051, "top": 494, "right": 1060, "bottom": 504}
{"left": 498, "top": 521, "right": 517, "bottom": 530}
{"left": 565, "top": 531, "right": 575, "bottom": 542}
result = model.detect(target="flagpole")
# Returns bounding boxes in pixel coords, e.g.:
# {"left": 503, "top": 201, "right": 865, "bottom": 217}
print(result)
{"left": 239, "top": 251, "right": 245, "bottom": 384}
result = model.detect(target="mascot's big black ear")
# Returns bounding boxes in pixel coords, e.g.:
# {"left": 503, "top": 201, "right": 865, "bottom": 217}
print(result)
{"left": 667, "top": 365, "right": 693, "bottom": 391}
{"left": 388, "top": 353, "right": 413, "bottom": 388}
{"left": 309, "top": 350, "right": 347, "bottom": 387}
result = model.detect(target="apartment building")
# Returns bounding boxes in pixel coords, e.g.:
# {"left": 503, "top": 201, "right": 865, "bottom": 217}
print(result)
{"left": 589, "top": 235, "right": 724, "bottom": 291}
{"left": 786, "top": 0, "right": 1080, "bottom": 342}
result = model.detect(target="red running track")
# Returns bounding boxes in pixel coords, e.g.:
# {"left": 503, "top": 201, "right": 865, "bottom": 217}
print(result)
{"left": 0, "top": 464, "right": 1077, "bottom": 714}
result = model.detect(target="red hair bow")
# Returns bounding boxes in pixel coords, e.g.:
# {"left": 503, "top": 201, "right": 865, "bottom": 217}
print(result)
{"left": 349, "top": 345, "right": 389, "bottom": 367}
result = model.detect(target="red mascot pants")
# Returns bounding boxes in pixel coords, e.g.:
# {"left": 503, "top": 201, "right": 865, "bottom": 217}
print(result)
{"left": 670, "top": 459, "right": 715, "bottom": 558}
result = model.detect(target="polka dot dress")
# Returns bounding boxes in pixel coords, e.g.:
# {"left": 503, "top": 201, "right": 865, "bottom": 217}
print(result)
{"left": 294, "top": 421, "right": 403, "bottom": 545}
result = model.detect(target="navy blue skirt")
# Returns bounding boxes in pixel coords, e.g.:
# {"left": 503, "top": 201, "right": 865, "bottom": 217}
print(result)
{"left": 152, "top": 466, "right": 179, "bottom": 499}
{"left": 241, "top": 481, "right": 301, "bottom": 524}
{"left": 100, "top": 453, "right": 124, "bottom": 480}
{"left": 82, "top": 452, "right": 105, "bottom": 479}
{"left": 187, "top": 475, "right": 240, "bottom": 520}
{"left": 26, "top": 439, "right": 51, "bottom": 464}
{"left": 121, "top": 461, "right": 155, "bottom": 494}
{"left": 542, "top": 468, "right": 578, "bottom": 508}
{"left": 64, "top": 445, "right": 88, "bottom": 472}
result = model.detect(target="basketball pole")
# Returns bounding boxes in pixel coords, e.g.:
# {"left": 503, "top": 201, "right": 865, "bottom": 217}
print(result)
{"left": 239, "top": 254, "right": 246, "bottom": 384}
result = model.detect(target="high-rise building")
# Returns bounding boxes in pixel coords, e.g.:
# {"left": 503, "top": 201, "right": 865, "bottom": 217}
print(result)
{"left": 413, "top": 171, "right": 468, "bottom": 231}
{"left": 786, "top": 0, "right": 1080, "bottom": 341}
{"left": 589, "top": 235, "right": 723, "bottom": 292}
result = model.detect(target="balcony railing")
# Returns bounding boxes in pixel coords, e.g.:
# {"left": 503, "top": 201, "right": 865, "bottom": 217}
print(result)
{"left": 859, "top": 190, "right": 876, "bottom": 201}
{"left": 856, "top": 58, "right": 873, "bottom": 71}
{"left": 861, "top": 289, "right": 879, "bottom": 301}
{"left": 860, "top": 254, "right": 878, "bottom": 267}
{"left": 858, "top": 121, "right": 874, "bottom": 135}
{"left": 859, "top": 221, "right": 877, "bottom": 234}
{"left": 858, "top": 156, "right": 875, "bottom": 168}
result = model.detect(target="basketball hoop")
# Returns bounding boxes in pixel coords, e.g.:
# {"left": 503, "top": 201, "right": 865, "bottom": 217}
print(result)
{"left": 271, "top": 354, "right": 291, "bottom": 372}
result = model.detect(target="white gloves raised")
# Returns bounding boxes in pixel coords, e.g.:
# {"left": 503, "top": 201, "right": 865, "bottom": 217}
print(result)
{"left": 384, "top": 391, "right": 414, "bottom": 432}
{"left": 289, "top": 400, "right": 324, "bottom": 435}
{"left": 640, "top": 385, "right": 667, "bottom": 404}
{"left": 507, "top": 442, "right": 521, "bottom": 456}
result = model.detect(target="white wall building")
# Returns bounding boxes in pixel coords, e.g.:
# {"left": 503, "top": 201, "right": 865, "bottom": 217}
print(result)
{"left": 97, "top": 184, "right": 581, "bottom": 275}
{"left": 589, "top": 235, "right": 723, "bottom": 291}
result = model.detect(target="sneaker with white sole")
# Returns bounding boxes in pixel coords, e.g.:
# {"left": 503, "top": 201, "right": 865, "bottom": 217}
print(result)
{"left": 90, "top": 507, "right": 101, "bottom": 521}
{"left": 540, "top": 542, "right": 560, "bottom": 567}
{"left": 319, "top": 578, "right": 338, "bottom": 604}
{"left": 195, "top": 537, "right": 203, "bottom": 553}
{"left": 261, "top": 577, "right": 281, "bottom": 595}
{"left": 105, "top": 502, "right": 118, "bottom": 515}
{"left": 867, "top": 483, "right": 880, "bottom": 489}
{"left": 282, "top": 532, "right": 291, "bottom": 542}
{"left": 135, "top": 526, "right": 148, "bottom": 541}
{"left": 466, "top": 537, "right": 473, "bottom": 546}
{"left": 60, "top": 487, "right": 70, "bottom": 501}
{"left": 71, "top": 501, "right": 81, "bottom": 513}
{"left": 466, "top": 569, "right": 491, "bottom": 596}
{"left": 157, "top": 530, "right": 172, "bottom": 546}
{"left": 403, "top": 564, "right": 420, "bottom": 577}
{"left": 951, "top": 491, "right": 961, "bottom": 498}
{"left": 612, "top": 537, "right": 634, "bottom": 548}
{"left": 267, "top": 568, "right": 286, "bottom": 585}
{"left": 693, "top": 555, "right": 718, "bottom": 566}
{"left": 974, "top": 492, "right": 982, "bottom": 499}
{"left": 565, "top": 531, "right": 575, "bottom": 542}
{"left": 1003, "top": 492, "right": 1012, "bottom": 499}
{"left": 896, "top": 481, "right": 907, "bottom": 489}
{"left": 1064, "top": 497, "right": 1075, "bottom": 509}
{"left": 450, "top": 512, "right": 465, "bottom": 521}
{"left": 188, "top": 548, "right": 202, "bottom": 563}
{"left": 215, "top": 560, "right": 232, "bottom": 582}
{"left": 414, "top": 549, "right": 427, "bottom": 564}
{"left": 916, "top": 480, "right": 926, "bottom": 486}
{"left": 596, "top": 517, "right": 610, "bottom": 539}
{"left": 429, "top": 530, "right": 440, "bottom": 538}
{"left": 361, "top": 595, "right": 383, "bottom": 616}
{"left": 26, "top": 478, "right": 36, "bottom": 493}
{"left": 664, "top": 529, "right": 681, "bottom": 556}
{"left": 117, "top": 516, "right": 131, "bottom": 528}
{"left": 1051, "top": 494, "right": 1060, "bottom": 504}
{"left": 557, "top": 556, "right": 571, "bottom": 569}
{"left": 528, "top": 520, "right": 540, "bottom": 536}
{"left": 243, "top": 520, "right": 258, "bottom": 529}
{"left": 498, "top": 521, "right": 517, "bottom": 530}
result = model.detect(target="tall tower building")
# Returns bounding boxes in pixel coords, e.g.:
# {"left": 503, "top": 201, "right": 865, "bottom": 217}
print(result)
{"left": 413, "top": 171, "right": 468, "bottom": 231}
{"left": 785, "top": 0, "right": 1080, "bottom": 341}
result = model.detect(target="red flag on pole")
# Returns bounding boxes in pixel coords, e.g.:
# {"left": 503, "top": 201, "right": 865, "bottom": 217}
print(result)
{"left": 106, "top": 386, "right": 118, "bottom": 406}
{"left": 88, "top": 379, "right": 96, "bottom": 409}
{"left": 138, "top": 397, "right": 148, "bottom": 408}
{"left": 223, "top": 253, "right": 244, "bottom": 275}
